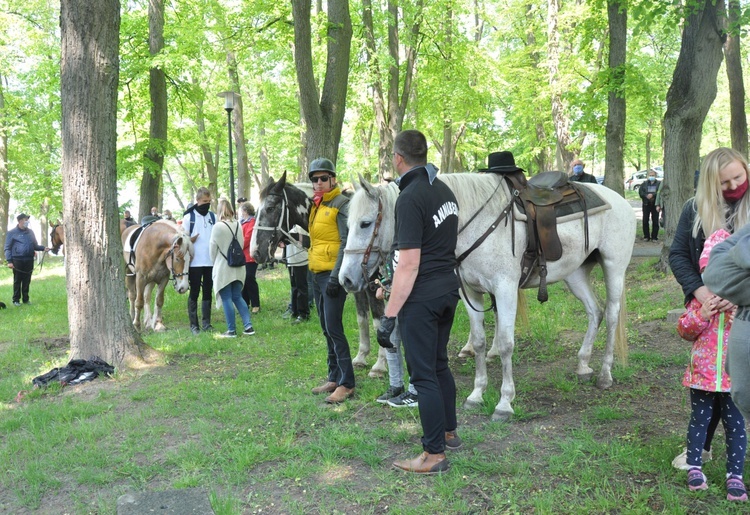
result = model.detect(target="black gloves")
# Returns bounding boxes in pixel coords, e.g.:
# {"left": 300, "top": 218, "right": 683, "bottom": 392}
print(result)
{"left": 377, "top": 316, "right": 396, "bottom": 349}
{"left": 326, "top": 277, "right": 341, "bottom": 298}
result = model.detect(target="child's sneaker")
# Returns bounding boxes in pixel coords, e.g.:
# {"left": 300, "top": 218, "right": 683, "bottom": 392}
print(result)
{"left": 688, "top": 467, "right": 708, "bottom": 491}
{"left": 727, "top": 475, "right": 748, "bottom": 501}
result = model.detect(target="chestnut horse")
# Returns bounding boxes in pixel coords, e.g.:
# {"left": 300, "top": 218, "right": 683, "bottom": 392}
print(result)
{"left": 50, "top": 219, "right": 137, "bottom": 255}
{"left": 121, "top": 220, "right": 196, "bottom": 332}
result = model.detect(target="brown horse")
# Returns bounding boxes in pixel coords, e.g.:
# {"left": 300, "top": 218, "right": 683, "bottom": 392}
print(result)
{"left": 49, "top": 224, "right": 65, "bottom": 255}
{"left": 50, "top": 219, "right": 137, "bottom": 255}
{"left": 122, "top": 220, "right": 196, "bottom": 332}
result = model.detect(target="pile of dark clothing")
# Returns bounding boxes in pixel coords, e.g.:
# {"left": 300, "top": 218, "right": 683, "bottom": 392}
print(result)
{"left": 32, "top": 357, "right": 114, "bottom": 387}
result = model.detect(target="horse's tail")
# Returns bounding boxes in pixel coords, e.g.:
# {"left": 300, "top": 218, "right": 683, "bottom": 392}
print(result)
{"left": 515, "top": 289, "right": 529, "bottom": 330}
{"left": 615, "top": 289, "right": 628, "bottom": 365}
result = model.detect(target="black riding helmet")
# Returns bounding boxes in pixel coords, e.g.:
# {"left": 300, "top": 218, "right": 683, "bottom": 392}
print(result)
{"left": 308, "top": 158, "right": 336, "bottom": 180}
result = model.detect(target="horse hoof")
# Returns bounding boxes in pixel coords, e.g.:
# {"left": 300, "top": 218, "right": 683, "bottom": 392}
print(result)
{"left": 577, "top": 372, "right": 594, "bottom": 383}
{"left": 596, "top": 377, "right": 614, "bottom": 390}
{"left": 154, "top": 325, "right": 167, "bottom": 332}
{"left": 462, "top": 399, "right": 482, "bottom": 410}
{"left": 491, "top": 410, "right": 513, "bottom": 422}
{"left": 368, "top": 369, "right": 385, "bottom": 379}
{"left": 457, "top": 350, "right": 475, "bottom": 359}
{"left": 353, "top": 362, "right": 367, "bottom": 370}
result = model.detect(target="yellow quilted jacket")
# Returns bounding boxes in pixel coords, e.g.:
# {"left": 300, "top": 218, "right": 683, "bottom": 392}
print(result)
{"left": 308, "top": 188, "right": 348, "bottom": 273}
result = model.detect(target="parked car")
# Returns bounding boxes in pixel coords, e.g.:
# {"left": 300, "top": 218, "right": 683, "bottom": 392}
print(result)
{"left": 624, "top": 169, "right": 663, "bottom": 191}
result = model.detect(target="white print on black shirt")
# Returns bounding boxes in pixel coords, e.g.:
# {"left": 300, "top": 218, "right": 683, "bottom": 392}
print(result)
{"left": 433, "top": 201, "right": 458, "bottom": 228}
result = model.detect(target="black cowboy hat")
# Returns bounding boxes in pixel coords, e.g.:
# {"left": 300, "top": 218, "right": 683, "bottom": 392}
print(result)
{"left": 480, "top": 151, "right": 524, "bottom": 173}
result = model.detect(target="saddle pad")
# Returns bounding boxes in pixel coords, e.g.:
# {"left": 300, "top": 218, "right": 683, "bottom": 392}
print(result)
{"left": 512, "top": 185, "right": 611, "bottom": 223}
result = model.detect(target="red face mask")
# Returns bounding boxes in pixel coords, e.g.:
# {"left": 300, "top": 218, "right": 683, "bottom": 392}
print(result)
{"left": 723, "top": 179, "right": 749, "bottom": 203}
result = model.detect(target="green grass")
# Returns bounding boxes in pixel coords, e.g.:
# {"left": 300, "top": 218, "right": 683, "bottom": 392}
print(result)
{"left": 0, "top": 256, "right": 746, "bottom": 513}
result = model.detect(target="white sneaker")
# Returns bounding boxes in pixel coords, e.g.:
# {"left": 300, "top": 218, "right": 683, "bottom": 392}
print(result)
{"left": 672, "top": 447, "right": 713, "bottom": 470}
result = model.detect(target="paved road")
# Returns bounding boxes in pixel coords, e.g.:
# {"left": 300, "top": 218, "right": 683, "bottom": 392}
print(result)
{"left": 629, "top": 199, "right": 661, "bottom": 258}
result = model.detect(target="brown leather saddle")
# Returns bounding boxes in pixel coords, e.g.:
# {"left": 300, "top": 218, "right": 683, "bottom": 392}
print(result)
{"left": 502, "top": 171, "right": 591, "bottom": 302}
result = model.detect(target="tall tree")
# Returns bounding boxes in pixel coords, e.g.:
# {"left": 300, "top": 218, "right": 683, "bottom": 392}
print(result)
{"left": 227, "top": 52, "right": 250, "bottom": 201}
{"left": 138, "top": 0, "right": 167, "bottom": 220}
{"left": 361, "top": 0, "right": 421, "bottom": 181}
{"left": 61, "top": 0, "right": 154, "bottom": 367}
{"left": 547, "top": 0, "right": 576, "bottom": 171}
{"left": 603, "top": 0, "right": 626, "bottom": 194}
{"left": 725, "top": 0, "right": 747, "bottom": 157}
{"left": 292, "top": 0, "right": 352, "bottom": 164}
{"left": 661, "top": 0, "right": 725, "bottom": 263}
{"left": 0, "top": 77, "right": 9, "bottom": 250}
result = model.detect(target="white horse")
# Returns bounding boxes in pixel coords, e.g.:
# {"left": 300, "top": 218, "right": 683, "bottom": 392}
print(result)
{"left": 339, "top": 173, "right": 636, "bottom": 421}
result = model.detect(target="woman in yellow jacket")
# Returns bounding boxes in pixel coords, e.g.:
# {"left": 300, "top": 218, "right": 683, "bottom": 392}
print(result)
{"left": 307, "top": 158, "right": 354, "bottom": 404}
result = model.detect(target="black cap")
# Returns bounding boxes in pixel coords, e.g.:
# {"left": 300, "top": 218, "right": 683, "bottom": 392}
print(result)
{"left": 17, "top": 213, "right": 29, "bottom": 222}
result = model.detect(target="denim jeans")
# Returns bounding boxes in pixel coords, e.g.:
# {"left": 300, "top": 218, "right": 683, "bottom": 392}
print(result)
{"left": 218, "top": 280, "right": 251, "bottom": 332}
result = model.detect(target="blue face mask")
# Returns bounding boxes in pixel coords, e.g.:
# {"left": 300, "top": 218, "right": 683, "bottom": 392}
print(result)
{"left": 648, "top": 176, "right": 656, "bottom": 182}
{"left": 573, "top": 165, "right": 584, "bottom": 175}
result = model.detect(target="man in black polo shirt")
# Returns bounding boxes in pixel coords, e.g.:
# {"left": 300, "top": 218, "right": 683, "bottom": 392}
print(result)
{"left": 377, "top": 129, "right": 462, "bottom": 474}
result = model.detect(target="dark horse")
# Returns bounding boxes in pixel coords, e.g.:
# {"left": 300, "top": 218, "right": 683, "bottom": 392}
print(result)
{"left": 121, "top": 220, "right": 196, "bottom": 332}
{"left": 249, "top": 172, "right": 387, "bottom": 377}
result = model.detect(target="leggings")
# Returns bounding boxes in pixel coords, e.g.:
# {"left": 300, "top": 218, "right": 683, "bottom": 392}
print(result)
{"left": 686, "top": 388, "right": 747, "bottom": 475}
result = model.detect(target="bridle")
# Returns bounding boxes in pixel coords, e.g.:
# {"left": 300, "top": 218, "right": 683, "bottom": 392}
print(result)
{"left": 343, "top": 195, "right": 388, "bottom": 292}
{"left": 253, "top": 189, "right": 306, "bottom": 259}
{"left": 165, "top": 234, "right": 190, "bottom": 287}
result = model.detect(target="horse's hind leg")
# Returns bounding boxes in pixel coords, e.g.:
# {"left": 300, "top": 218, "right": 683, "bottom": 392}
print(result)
{"left": 564, "top": 267, "right": 604, "bottom": 383}
{"left": 125, "top": 275, "right": 137, "bottom": 325}
{"left": 596, "top": 261, "right": 628, "bottom": 389}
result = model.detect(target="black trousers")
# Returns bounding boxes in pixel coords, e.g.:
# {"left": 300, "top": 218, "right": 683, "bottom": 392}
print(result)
{"left": 242, "top": 262, "right": 260, "bottom": 308}
{"left": 12, "top": 259, "right": 35, "bottom": 303}
{"left": 642, "top": 203, "right": 659, "bottom": 239}
{"left": 312, "top": 271, "right": 354, "bottom": 388}
{"left": 289, "top": 265, "right": 309, "bottom": 318}
{"left": 188, "top": 266, "right": 213, "bottom": 302}
{"left": 399, "top": 291, "right": 460, "bottom": 454}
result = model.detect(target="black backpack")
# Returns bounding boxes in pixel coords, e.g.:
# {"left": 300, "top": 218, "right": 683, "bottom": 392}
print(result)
{"left": 219, "top": 221, "right": 246, "bottom": 267}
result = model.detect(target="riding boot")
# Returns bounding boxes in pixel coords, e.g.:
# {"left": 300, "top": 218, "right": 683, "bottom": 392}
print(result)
{"left": 201, "top": 300, "right": 214, "bottom": 332}
{"left": 188, "top": 298, "right": 200, "bottom": 335}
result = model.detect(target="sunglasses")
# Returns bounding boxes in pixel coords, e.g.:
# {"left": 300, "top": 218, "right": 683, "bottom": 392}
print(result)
{"left": 311, "top": 175, "right": 331, "bottom": 183}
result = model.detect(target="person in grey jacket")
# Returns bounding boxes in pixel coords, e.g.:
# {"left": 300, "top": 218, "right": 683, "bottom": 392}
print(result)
{"left": 703, "top": 222, "right": 750, "bottom": 421}
{"left": 4, "top": 213, "right": 49, "bottom": 306}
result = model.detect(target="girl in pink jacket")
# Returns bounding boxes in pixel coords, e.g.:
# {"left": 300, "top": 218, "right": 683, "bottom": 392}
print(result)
{"left": 678, "top": 228, "right": 747, "bottom": 501}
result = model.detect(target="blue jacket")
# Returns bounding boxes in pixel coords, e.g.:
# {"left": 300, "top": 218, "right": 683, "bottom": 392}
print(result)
{"left": 5, "top": 226, "right": 44, "bottom": 261}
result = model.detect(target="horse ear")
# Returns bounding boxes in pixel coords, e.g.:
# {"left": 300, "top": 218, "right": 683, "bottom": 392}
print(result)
{"left": 359, "top": 175, "right": 377, "bottom": 198}
{"left": 278, "top": 171, "right": 287, "bottom": 188}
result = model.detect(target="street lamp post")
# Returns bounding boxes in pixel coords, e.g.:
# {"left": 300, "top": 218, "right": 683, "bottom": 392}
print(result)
{"left": 218, "top": 91, "right": 240, "bottom": 207}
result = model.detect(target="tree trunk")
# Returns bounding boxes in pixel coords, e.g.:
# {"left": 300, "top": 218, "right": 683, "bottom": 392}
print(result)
{"left": 547, "top": 0, "right": 575, "bottom": 172}
{"left": 603, "top": 0, "right": 626, "bottom": 195}
{"left": 661, "top": 0, "right": 725, "bottom": 267}
{"left": 194, "top": 86, "right": 219, "bottom": 203}
{"left": 0, "top": 76, "right": 9, "bottom": 252}
{"left": 139, "top": 0, "right": 166, "bottom": 220}
{"left": 227, "top": 52, "right": 250, "bottom": 201}
{"left": 725, "top": 0, "right": 747, "bottom": 158}
{"left": 292, "top": 0, "right": 352, "bottom": 164}
{"left": 61, "top": 0, "right": 154, "bottom": 368}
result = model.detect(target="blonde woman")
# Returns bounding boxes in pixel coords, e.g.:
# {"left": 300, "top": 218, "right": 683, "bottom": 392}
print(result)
{"left": 209, "top": 199, "right": 254, "bottom": 337}
{"left": 668, "top": 147, "right": 750, "bottom": 478}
